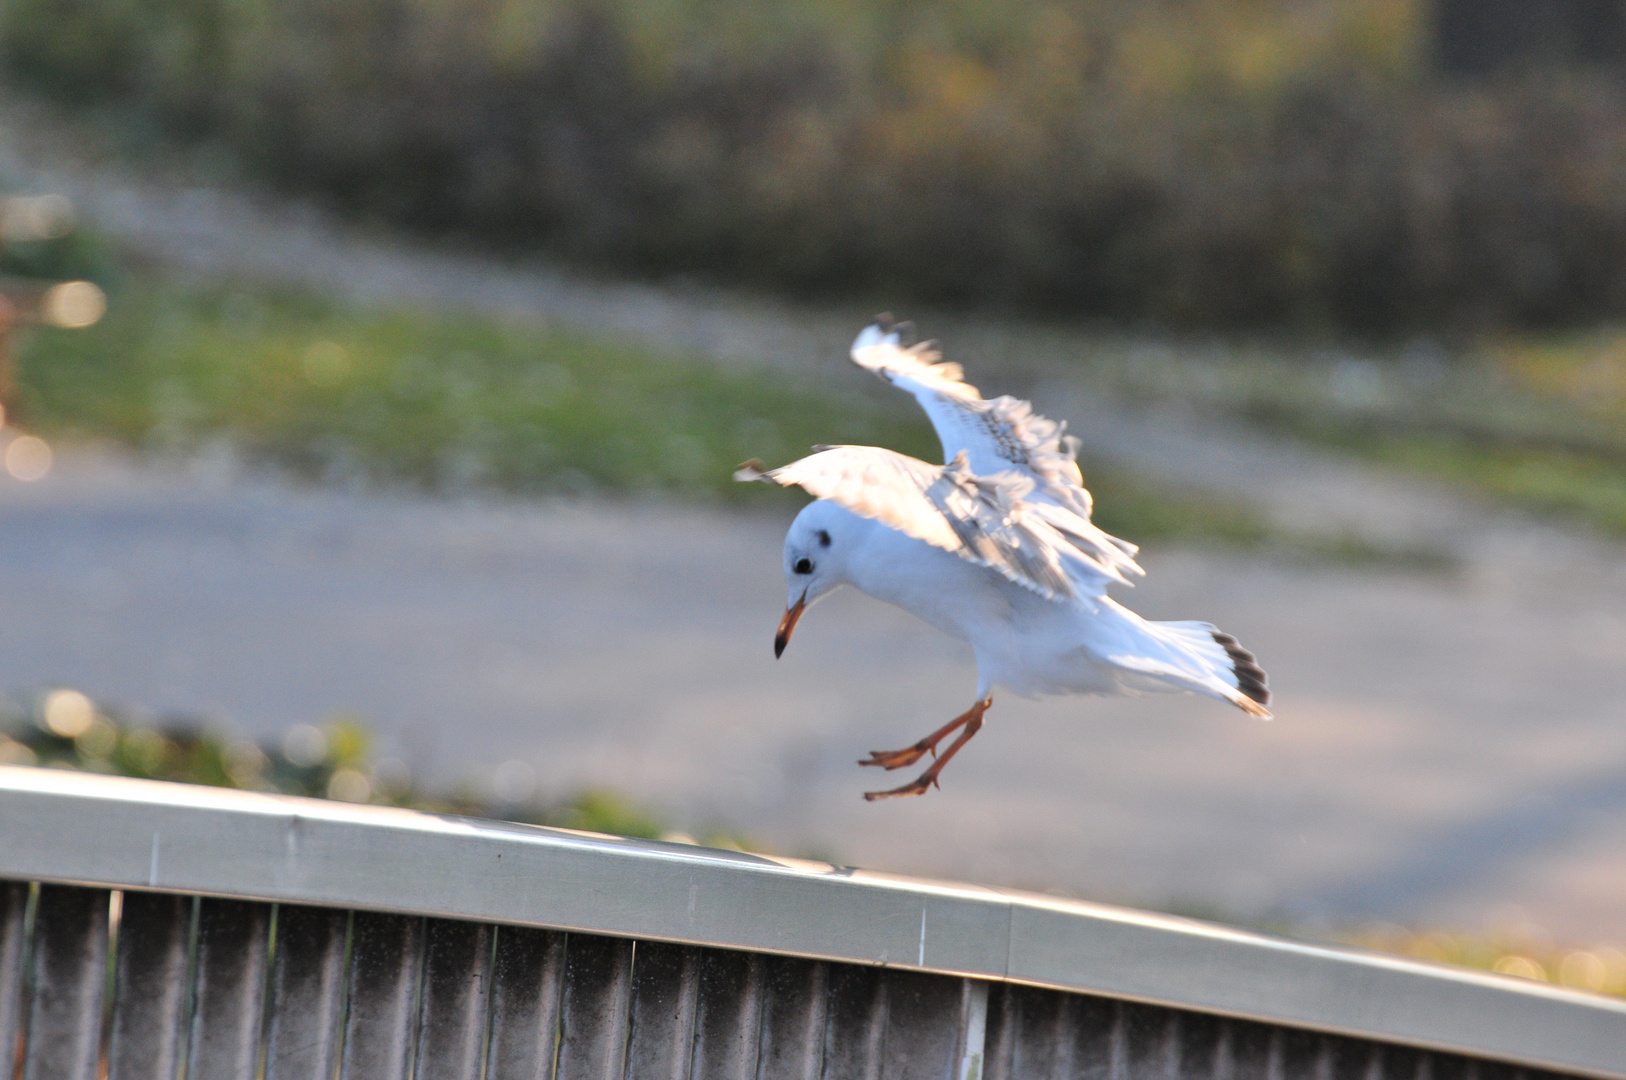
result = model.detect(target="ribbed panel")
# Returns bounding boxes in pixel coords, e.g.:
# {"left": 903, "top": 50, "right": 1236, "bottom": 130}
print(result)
{"left": 821, "top": 963, "right": 886, "bottom": 1080}
{"left": 0, "top": 882, "right": 28, "bottom": 1078}
{"left": 189, "top": 899, "right": 272, "bottom": 1080}
{"left": 756, "top": 958, "right": 828, "bottom": 1080}
{"left": 690, "top": 949, "right": 763, "bottom": 1080}
{"left": 342, "top": 913, "right": 426, "bottom": 1080}
{"left": 625, "top": 942, "right": 699, "bottom": 1080}
{"left": 414, "top": 919, "right": 493, "bottom": 1080}
{"left": 264, "top": 905, "right": 349, "bottom": 1080}
{"left": 23, "top": 885, "right": 109, "bottom": 1080}
{"left": 0, "top": 882, "right": 1592, "bottom": 1080}
{"left": 487, "top": 927, "right": 565, "bottom": 1080}
{"left": 878, "top": 969, "right": 963, "bottom": 1080}
{"left": 981, "top": 984, "right": 1553, "bottom": 1080}
{"left": 108, "top": 892, "right": 192, "bottom": 1080}
{"left": 555, "top": 934, "right": 633, "bottom": 1080}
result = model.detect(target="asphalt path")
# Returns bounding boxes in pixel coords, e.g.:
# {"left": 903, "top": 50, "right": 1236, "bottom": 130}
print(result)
{"left": 3, "top": 448, "right": 1625, "bottom": 943}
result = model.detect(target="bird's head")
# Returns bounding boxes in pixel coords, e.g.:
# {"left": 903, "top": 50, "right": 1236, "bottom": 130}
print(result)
{"left": 775, "top": 500, "right": 856, "bottom": 658}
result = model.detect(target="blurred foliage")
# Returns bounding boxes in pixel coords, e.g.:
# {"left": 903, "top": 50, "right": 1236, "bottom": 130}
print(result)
{"left": 0, "top": 688, "right": 753, "bottom": 845}
{"left": 6, "top": 0, "right": 1626, "bottom": 331}
{"left": 1341, "top": 925, "right": 1626, "bottom": 998}
{"left": 7, "top": 277, "right": 1334, "bottom": 552}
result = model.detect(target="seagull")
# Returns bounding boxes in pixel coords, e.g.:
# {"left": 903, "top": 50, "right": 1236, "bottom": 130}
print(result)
{"left": 736, "top": 318, "right": 1271, "bottom": 801}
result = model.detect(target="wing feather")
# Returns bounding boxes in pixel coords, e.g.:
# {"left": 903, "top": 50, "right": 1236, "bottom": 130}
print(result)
{"left": 850, "top": 322, "right": 1084, "bottom": 500}
{"left": 849, "top": 319, "right": 1143, "bottom": 582}
{"left": 736, "top": 446, "right": 1138, "bottom": 602}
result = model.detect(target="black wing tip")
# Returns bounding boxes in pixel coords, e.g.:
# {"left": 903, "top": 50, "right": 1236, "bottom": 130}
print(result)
{"left": 1212, "top": 631, "right": 1271, "bottom": 706}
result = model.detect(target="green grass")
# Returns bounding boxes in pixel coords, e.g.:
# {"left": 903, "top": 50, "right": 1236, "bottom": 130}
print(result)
{"left": 1062, "top": 330, "right": 1626, "bottom": 539}
{"left": 12, "top": 283, "right": 941, "bottom": 503}
{"left": 9, "top": 279, "right": 1345, "bottom": 553}
{"left": 1248, "top": 406, "right": 1626, "bottom": 535}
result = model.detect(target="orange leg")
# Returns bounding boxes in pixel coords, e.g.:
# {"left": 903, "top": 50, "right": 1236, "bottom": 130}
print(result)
{"left": 861, "top": 697, "right": 991, "bottom": 801}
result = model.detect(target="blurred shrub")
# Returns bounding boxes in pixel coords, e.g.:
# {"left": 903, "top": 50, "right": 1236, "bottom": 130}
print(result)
{"left": 0, "top": 687, "right": 745, "bottom": 843}
{"left": 10, "top": 0, "right": 1626, "bottom": 331}
{"left": 1343, "top": 924, "right": 1626, "bottom": 998}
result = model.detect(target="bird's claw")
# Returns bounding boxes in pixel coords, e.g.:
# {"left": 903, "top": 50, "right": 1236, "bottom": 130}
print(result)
{"left": 857, "top": 742, "right": 933, "bottom": 770}
{"left": 863, "top": 775, "right": 935, "bottom": 800}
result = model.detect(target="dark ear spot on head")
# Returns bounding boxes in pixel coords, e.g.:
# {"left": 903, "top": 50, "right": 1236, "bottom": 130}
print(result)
{"left": 793, "top": 557, "right": 813, "bottom": 575}
{"left": 817, "top": 529, "right": 831, "bottom": 548}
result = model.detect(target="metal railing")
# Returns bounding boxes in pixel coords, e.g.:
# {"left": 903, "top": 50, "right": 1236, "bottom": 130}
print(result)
{"left": 0, "top": 765, "right": 1621, "bottom": 1079}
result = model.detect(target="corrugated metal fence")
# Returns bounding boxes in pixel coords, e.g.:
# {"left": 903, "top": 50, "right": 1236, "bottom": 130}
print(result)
{"left": 1, "top": 767, "right": 1622, "bottom": 1080}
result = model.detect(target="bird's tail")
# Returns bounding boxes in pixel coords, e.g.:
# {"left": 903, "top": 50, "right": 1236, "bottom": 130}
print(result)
{"left": 1151, "top": 620, "right": 1273, "bottom": 718}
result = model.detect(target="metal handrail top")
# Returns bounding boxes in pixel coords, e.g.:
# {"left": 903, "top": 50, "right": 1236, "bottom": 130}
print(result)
{"left": 1, "top": 766, "right": 1622, "bottom": 1079}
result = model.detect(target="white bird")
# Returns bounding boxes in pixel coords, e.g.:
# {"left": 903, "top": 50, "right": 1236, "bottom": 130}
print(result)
{"left": 736, "top": 318, "right": 1271, "bottom": 801}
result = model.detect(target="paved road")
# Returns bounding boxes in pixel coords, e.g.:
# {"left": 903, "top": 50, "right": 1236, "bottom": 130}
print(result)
{"left": 4, "top": 448, "right": 1625, "bottom": 943}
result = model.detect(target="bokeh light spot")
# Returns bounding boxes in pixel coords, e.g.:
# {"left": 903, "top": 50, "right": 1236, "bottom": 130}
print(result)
{"left": 1558, "top": 950, "right": 1609, "bottom": 991}
{"left": 1492, "top": 955, "right": 1548, "bottom": 981}
{"left": 42, "top": 689, "right": 96, "bottom": 738}
{"left": 0, "top": 736, "right": 37, "bottom": 766}
{"left": 224, "top": 740, "right": 268, "bottom": 787}
{"left": 42, "top": 281, "right": 106, "bottom": 329}
{"left": 326, "top": 767, "right": 372, "bottom": 802}
{"left": 6, "top": 436, "right": 52, "bottom": 482}
{"left": 282, "top": 723, "right": 328, "bottom": 767}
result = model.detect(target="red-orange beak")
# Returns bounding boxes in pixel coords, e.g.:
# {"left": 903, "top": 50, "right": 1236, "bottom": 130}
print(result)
{"left": 775, "top": 592, "right": 808, "bottom": 658}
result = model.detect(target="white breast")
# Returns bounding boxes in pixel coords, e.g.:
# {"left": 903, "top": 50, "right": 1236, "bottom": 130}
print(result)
{"left": 841, "top": 516, "right": 1116, "bottom": 698}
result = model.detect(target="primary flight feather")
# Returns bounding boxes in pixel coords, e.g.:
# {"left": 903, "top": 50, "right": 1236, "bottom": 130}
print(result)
{"left": 737, "top": 319, "right": 1271, "bottom": 800}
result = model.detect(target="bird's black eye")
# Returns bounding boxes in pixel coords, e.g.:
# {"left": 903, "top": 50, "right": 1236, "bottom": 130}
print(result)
{"left": 817, "top": 530, "right": 831, "bottom": 548}
{"left": 793, "top": 558, "right": 813, "bottom": 575}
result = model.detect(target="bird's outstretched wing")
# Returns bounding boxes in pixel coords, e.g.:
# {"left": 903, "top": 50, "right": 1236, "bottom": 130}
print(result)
{"left": 735, "top": 445, "right": 1141, "bottom": 603}
{"left": 848, "top": 319, "right": 1142, "bottom": 584}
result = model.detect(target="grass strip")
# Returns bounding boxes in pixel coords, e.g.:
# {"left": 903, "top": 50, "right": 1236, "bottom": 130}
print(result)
{"left": 10, "top": 280, "right": 1328, "bottom": 552}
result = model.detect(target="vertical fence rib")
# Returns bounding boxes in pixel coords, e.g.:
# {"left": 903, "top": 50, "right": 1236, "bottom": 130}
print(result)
{"left": 414, "top": 919, "right": 493, "bottom": 1080}
{"left": 876, "top": 969, "right": 964, "bottom": 1080}
{"left": 188, "top": 899, "right": 272, "bottom": 1080}
{"left": 22, "top": 885, "right": 109, "bottom": 1080}
{"left": 108, "top": 891, "right": 193, "bottom": 1080}
{"left": 487, "top": 927, "right": 566, "bottom": 1080}
{"left": 624, "top": 942, "right": 698, "bottom": 1080}
{"left": 342, "top": 913, "right": 426, "bottom": 1080}
{"left": 689, "top": 950, "right": 763, "bottom": 1080}
{"left": 819, "top": 963, "right": 885, "bottom": 1080}
{"left": 756, "top": 958, "right": 827, "bottom": 1080}
{"left": 554, "top": 934, "right": 633, "bottom": 1080}
{"left": 264, "top": 905, "right": 349, "bottom": 1080}
{"left": 0, "top": 882, "right": 28, "bottom": 1080}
